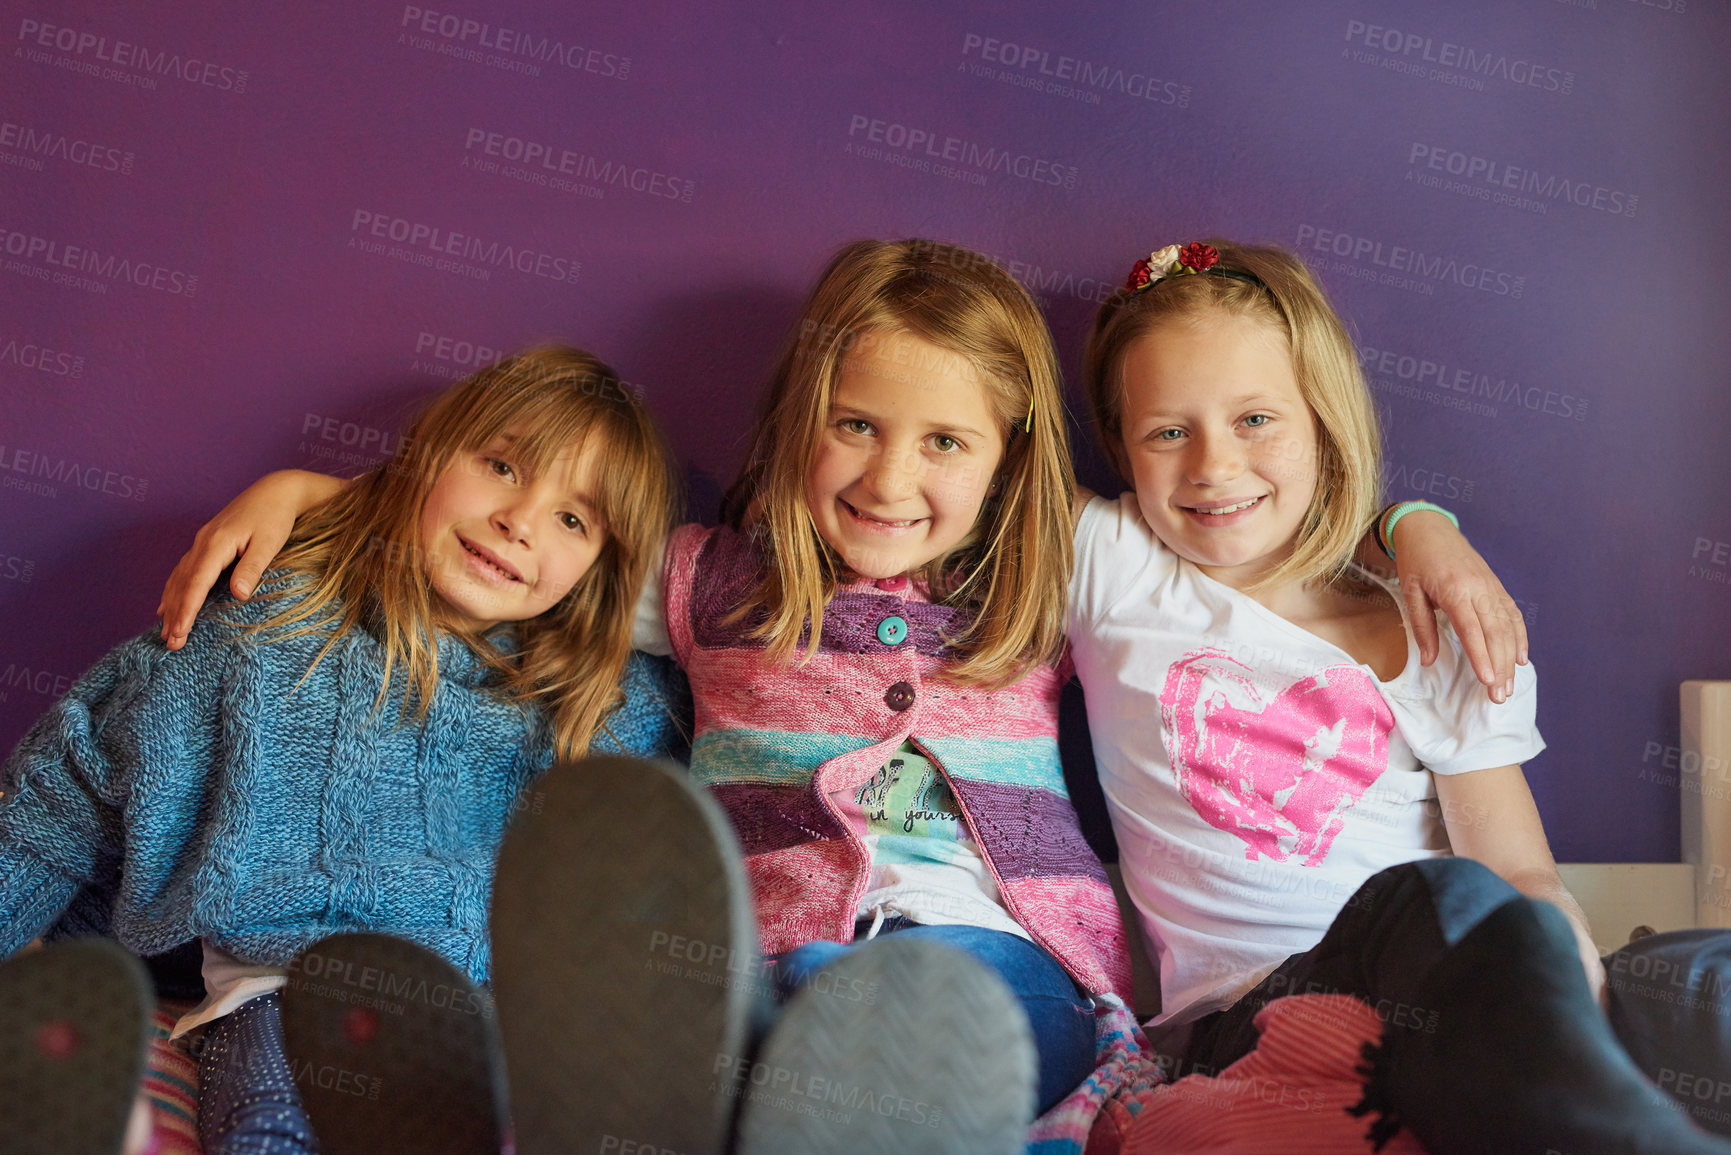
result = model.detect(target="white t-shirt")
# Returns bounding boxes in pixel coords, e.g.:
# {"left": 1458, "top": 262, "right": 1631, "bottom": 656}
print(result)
{"left": 170, "top": 942, "right": 287, "bottom": 1039}
{"left": 632, "top": 536, "right": 672, "bottom": 656}
{"left": 1067, "top": 494, "right": 1544, "bottom": 1028}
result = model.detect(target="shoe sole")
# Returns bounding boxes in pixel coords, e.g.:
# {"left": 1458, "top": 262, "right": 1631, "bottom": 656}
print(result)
{"left": 490, "top": 755, "right": 758, "bottom": 1155}
{"left": 735, "top": 935, "right": 1037, "bottom": 1155}
{"left": 280, "top": 931, "right": 506, "bottom": 1155}
{"left": 0, "top": 938, "right": 153, "bottom": 1155}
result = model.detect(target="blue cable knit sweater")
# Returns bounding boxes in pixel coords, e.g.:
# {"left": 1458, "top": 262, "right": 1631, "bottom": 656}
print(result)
{"left": 0, "top": 580, "right": 685, "bottom": 984}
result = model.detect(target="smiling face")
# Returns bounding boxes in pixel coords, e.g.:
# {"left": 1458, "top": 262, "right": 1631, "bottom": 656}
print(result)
{"left": 804, "top": 329, "right": 1005, "bottom": 580}
{"left": 1117, "top": 310, "right": 1319, "bottom": 590}
{"left": 417, "top": 431, "right": 607, "bottom": 630}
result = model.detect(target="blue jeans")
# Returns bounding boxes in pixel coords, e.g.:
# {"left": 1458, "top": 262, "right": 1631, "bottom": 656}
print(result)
{"left": 773, "top": 919, "right": 1098, "bottom": 1114}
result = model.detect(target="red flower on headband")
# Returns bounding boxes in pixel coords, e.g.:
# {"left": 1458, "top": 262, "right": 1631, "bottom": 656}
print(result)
{"left": 1126, "top": 258, "right": 1154, "bottom": 291}
{"left": 1178, "top": 243, "right": 1220, "bottom": 272}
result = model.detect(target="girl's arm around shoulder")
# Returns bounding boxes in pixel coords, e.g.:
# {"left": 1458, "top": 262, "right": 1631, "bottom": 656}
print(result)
{"left": 158, "top": 469, "right": 345, "bottom": 650}
{"left": 1435, "top": 765, "right": 1606, "bottom": 1006}
{"left": 1361, "top": 508, "right": 1528, "bottom": 703}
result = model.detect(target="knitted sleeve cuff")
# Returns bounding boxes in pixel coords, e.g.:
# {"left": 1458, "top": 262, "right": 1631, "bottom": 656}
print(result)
{"left": 0, "top": 848, "right": 79, "bottom": 958}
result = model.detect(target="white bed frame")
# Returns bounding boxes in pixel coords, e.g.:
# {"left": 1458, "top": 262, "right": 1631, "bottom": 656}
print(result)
{"left": 1112, "top": 681, "right": 1731, "bottom": 1017}
{"left": 1558, "top": 680, "right": 1731, "bottom": 950}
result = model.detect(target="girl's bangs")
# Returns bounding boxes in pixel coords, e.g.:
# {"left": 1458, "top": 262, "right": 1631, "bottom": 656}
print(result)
{"left": 492, "top": 384, "right": 658, "bottom": 546}
{"left": 457, "top": 379, "right": 604, "bottom": 481}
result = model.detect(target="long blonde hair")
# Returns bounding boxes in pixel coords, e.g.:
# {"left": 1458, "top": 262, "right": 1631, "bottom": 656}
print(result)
{"left": 255, "top": 346, "right": 677, "bottom": 758}
{"left": 720, "top": 238, "right": 1074, "bottom": 689}
{"left": 1083, "top": 240, "right": 1381, "bottom": 592}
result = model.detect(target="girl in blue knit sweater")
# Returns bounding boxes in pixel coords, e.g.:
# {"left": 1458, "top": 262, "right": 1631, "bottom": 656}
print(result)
{"left": 0, "top": 346, "right": 682, "bottom": 1155}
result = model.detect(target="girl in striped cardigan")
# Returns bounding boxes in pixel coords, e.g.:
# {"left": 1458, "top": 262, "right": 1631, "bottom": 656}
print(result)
{"left": 648, "top": 239, "right": 1131, "bottom": 1131}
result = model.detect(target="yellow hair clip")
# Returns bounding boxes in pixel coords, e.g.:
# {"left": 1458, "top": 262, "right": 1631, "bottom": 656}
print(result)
{"left": 1024, "top": 397, "right": 1034, "bottom": 433}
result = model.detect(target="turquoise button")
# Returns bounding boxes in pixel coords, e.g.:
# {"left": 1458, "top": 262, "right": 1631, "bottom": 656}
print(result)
{"left": 877, "top": 615, "right": 908, "bottom": 646}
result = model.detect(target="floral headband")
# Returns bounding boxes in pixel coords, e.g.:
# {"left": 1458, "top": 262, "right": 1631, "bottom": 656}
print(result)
{"left": 1125, "top": 242, "right": 1263, "bottom": 293}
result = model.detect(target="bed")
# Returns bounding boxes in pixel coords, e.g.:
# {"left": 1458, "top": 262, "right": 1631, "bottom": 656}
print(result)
{"left": 1550, "top": 679, "right": 1729, "bottom": 954}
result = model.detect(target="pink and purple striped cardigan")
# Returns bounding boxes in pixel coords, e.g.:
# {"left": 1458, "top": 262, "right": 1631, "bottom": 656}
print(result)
{"left": 665, "top": 522, "right": 1132, "bottom": 997}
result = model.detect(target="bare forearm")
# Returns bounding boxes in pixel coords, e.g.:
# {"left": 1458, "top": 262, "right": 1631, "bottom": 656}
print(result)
{"left": 1502, "top": 865, "right": 1607, "bottom": 1005}
{"left": 1439, "top": 765, "right": 1606, "bottom": 1004}
{"left": 1503, "top": 867, "right": 1593, "bottom": 942}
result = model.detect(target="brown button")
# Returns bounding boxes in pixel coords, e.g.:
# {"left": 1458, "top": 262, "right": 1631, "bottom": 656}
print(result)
{"left": 884, "top": 681, "right": 915, "bottom": 711}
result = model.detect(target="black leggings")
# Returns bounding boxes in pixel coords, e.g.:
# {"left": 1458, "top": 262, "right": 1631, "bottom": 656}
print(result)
{"left": 1180, "top": 859, "right": 1731, "bottom": 1154}
{"left": 1181, "top": 858, "right": 1522, "bottom": 1074}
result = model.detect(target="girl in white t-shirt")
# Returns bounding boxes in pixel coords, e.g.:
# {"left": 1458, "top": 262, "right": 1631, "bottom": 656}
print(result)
{"left": 1068, "top": 240, "right": 1730, "bottom": 1153}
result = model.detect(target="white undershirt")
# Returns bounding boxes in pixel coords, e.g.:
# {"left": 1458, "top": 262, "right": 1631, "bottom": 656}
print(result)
{"left": 632, "top": 537, "right": 672, "bottom": 656}
{"left": 169, "top": 941, "right": 287, "bottom": 1039}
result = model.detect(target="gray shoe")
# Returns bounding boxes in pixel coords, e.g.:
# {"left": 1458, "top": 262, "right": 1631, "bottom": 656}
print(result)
{"left": 280, "top": 932, "right": 506, "bottom": 1154}
{"left": 1606, "top": 928, "right": 1731, "bottom": 1139}
{"left": 735, "top": 935, "right": 1037, "bottom": 1154}
{"left": 1, "top": 938, "right": 152, "bottom": 1155}
{"left": 490, "top": 755, "right": 759, "bottom": 1155}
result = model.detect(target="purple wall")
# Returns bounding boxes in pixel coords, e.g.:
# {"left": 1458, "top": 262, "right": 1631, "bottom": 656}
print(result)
{"left": 4, "top": 1, "right": 1728, "bottom": 862}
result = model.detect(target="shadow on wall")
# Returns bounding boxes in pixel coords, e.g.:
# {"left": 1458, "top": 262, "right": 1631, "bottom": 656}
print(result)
{"left": 615, "top": 284, "right": 807, "bottom": 526}
{"left": 0, "top": 517, "right": 206, "bottom": 741}
{"left": 286, "top": 383, "right": 441, "bottom": 481}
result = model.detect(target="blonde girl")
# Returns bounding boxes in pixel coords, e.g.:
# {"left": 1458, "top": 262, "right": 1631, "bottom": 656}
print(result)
{"left": 661, "top": 239, "right": 1119, "bottom": 1136}
{"left": 1, "top": 347, "right": 681, "bottom": 1155}
{"left": 1069, "top": 240, "right": 1728, "bottom": 1154}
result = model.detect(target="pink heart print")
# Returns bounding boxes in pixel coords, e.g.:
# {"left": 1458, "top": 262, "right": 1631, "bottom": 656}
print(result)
{"left": 1160, "top": 648, "right": 1394, "bottom": 866}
